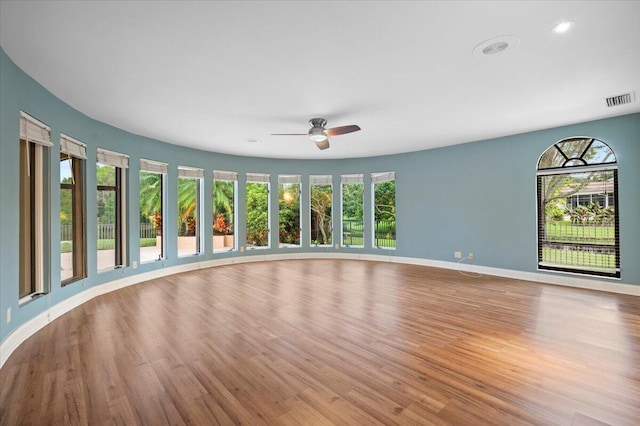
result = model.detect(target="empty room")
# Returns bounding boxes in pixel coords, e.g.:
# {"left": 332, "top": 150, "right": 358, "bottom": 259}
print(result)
{"left": 1, "top": 1, "right": 639, "bottom": 425}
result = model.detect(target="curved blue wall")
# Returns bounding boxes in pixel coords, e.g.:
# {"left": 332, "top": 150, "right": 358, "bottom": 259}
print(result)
{"left": 2, "top": 48, "right": 639, "bottom": 344}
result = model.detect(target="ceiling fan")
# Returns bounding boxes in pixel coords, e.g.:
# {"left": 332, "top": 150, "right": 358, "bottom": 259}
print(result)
{"left": 272, "top": 118, "right": 361, "bottom": 150}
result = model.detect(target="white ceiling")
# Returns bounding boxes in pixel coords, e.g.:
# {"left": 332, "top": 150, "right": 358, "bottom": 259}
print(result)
{"left": 2, "top": 1, "right": 639, "bottom": 159}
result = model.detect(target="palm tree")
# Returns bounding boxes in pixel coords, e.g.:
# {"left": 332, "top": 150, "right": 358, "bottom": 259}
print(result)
{"left": 139, "top": 172, "right": 162, "bottom": 217}
{"left": 213, "top": 180, "right": 234, "bottom": 226}
{"left": 177, "top": 178, "right": 197, "bottom": 236}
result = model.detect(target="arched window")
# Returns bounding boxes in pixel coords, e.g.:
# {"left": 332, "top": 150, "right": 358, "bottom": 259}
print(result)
{"left": 537, "top": 137, "right": 619, "bottom": 278}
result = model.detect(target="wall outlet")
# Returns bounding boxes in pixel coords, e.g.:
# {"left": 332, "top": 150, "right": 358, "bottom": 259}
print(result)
{"left": 240, "top": 246, "right": 245, "bottom": 253}
{"left": 132, "top": 261, "right": 138, "bottom": 269}
{"left": 454, "top": 251, "right": 462, "bottom": 259}
{"left": 6, "top": 307, "right": 11, "bottom": 324}
{"left": 335, "top": 244, "right": 339, "bottom": 250}
{"left": 468, "top": 252, "right": 474, "bottom": 260}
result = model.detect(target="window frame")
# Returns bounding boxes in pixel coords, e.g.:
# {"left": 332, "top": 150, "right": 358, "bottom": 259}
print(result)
{"left": 139, "top": 159, "right": 167, "bottom": 263}
{"left": 96, "top": 148, "right": 128, "bottom": 272}
{"left": 341, "top": 174, "right": 364, "bottom": 248}
{"left": 19, "top": 112, "right": 52, "bottom": 302}
{"left": 371, "top": 172, "right": 396, "bottom": 250}
{"left": 246, "top": 173, "right": 271, "bottom": 249}
{"left": 536, "top": 137, "right": 620, "bottom": 278}
{"left": 213, "top": 170, "right": 238, "bottom": 252}
{"left": 177, "top": 166, "right": 204, "bottom": 257}
{"left": 19, "top": 140, "right": 50, "bottom": 300}
{"left": 309, "top": 175, "right": 333, "bottom": 247}
{"left": 278, "top": 174, "right": 302, "bottom": 248}
{"left": 60, "top": 134, "right": 87, "bottom": 285}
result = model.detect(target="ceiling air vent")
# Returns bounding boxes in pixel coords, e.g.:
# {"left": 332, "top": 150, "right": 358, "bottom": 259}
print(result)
{"left": 604, "top": 92, "right": 635, "bottom": 107}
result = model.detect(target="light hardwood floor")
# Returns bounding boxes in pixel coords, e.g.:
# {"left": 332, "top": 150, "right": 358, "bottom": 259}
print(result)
{"left": 1, "top": 260, "right": 639, "bottom": 425}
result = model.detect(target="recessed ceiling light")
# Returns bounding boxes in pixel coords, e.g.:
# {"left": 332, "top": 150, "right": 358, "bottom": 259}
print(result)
{"left": 552, "top": 21, "right": 574, "bottom": 34}
{"left": 482, "top": 41, "right": 509, "bottom": 55}
{"left": 472, "top": 35, "right": 520, "bottom": 58}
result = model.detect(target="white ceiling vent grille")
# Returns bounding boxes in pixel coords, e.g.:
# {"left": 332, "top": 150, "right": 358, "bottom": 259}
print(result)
{"left": 604, "top": 92, "right": 635, "bottom": 107}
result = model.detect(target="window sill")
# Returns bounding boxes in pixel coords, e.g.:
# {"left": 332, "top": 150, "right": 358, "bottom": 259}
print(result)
{"left": 213, "top": 248, "right": 236, "bottom": 253}
{"left": 19, "top": 292, "right": 47, "bottom": 306}
{"left": 178, "top": 253, "right": 202, "bottom": 258}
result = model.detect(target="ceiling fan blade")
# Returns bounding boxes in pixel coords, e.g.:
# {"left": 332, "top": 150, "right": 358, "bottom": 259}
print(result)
{"left": 315, "top": 140, "right": 330, "bottom": 150}
{"left": 325, "top": 125, "right": 360, "bottom": 136}
{"left": 271, "top": 133, "right": 308, "bottom": 136}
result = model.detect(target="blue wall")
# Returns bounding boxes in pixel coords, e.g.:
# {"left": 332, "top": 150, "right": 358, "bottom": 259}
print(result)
{"left": 2, "top": 48, "right": 639, "bottom": 343}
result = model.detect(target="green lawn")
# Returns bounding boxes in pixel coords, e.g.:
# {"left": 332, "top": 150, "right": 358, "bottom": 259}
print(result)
{"left": 61, "top": 238, "right": 157, "bottom": 253}
{"left": 544, "top": 221, "right": 614, "bottom": 243}
{"left": 541, "top": 247, "right": 616, "bottom": 269}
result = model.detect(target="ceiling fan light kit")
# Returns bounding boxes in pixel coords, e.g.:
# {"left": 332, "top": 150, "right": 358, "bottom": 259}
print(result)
{"left": 309, "top": 125, "right": 328, "bottom": 142}
{"left": 272, "top": 118, "right": 361, "bottom": 150}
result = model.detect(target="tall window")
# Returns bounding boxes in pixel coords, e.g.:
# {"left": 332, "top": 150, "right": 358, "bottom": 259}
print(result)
{"left": 246, "top": 173, "right": 270, "bottom": 249}
{"left": 139, "top": 159, "right": 167, "bottom": 263}
{"left": 341, "top": 174, "right": 364, "bottom": 247}
{"left": 96, "top": 148, "right": 128, "bottom": 271}
{"left": 19, "top": 112, "right": 51, "bottom": 299}
{"left": 278, "top": 175, "right": 301, "bottom": 247}
{"left": 372, "top": 172, "right": 396, "bottom": 249}
{"left": 213, "top": 171, "right": 237, "bottom": 252}
{"left": 310, "top": 175, "right": 333, "bottom": 247}
{"left": 537, "top": 137, "right": 619, "bottom": 278}
{"left": 177, "top": 166, "right": 204, "bottom": 256}
{"left": 60, "top": 134, "right": 87, "bottom": 284}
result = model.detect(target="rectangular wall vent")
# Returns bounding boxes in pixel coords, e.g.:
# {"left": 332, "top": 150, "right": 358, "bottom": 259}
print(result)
{"left": 604, "top": 92, "right": 635, "bottom": 107}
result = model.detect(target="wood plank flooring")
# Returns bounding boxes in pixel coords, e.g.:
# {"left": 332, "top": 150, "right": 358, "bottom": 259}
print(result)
{"left": 1, "top": 260, "right": 639, "bottom": 425}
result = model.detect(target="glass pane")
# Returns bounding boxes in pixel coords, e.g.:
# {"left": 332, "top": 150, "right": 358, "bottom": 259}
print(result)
{"left": 213, "top": 179, "right": 235, "bottom": 251}
{"left": 556, "top": 138, "right": 591, "bottom": 159}
{"left": 564, "top": 159, "right": 585, "bottom": 166}
{"left": 310, "top": 184, "right": 332, "bottom": 246}
{"left": 246, "top": 182, "right": 269, "bottom": 248}
{"left": 97, "top": 162, "right": 116, "bottom": 186}
{"left": 178, "top": 177, "right": 198, "bottom": 256}
{"left": 97, "top": 163, "right": 116, "bottom": 271}
{"left": 373, "top": 179, "right": 396, "bottom": 249}
{"left": 342, "top": 182, "right": 364, "bottom": 247}
{"left": 60, "top": 158, "right": 74, "bottom": 281}
{"left": 584, "top": 140, "right": 616, "bottom": 164}
{"left": 538, "top": 146, "right": 565, "bottom": 169}
{"left": 279, "top": 182, "right": 301, "bottom": 247}
{"left": 538, "top": 170, "right": 617, "bottom": 274}
{"left": 140, "top": 171, "right": 162, "bottom": 262}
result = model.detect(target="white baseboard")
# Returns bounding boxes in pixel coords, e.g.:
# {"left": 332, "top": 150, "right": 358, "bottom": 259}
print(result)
{"left": 2, "top": 254, "right": 638, "bottom": 367}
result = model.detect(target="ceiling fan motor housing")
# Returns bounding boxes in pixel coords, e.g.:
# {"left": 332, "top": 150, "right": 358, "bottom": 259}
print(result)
{"left": 308, "top": 118, "right": 328, "bottom": 142}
